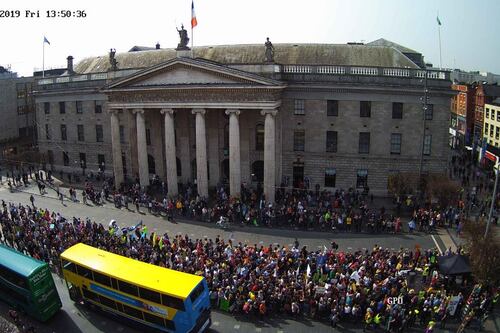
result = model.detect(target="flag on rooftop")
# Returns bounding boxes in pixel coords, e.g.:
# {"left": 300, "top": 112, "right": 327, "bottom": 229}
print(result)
{"left": 191, "top": 0, "right": 198, "bottom": 28}
{"left": 43, "top": 36, "right": 50, "bottom": 45}
{"left": 436, "top": 16, "right": 442, "bottom": 26}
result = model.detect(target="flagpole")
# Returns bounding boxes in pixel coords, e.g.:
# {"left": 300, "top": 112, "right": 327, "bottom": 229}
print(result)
{"left": 191, "top": 25, "right": 194, "bottom": 58}
{"left": 438, "top": 24, "right": 442, "bottom": 69}
{"left": 42, "top": 38, "right": 45, "bottom": 78}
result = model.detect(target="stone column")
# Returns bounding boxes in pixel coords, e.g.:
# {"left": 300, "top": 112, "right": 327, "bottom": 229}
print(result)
{"left": 225, "top": 109, "right": 241, "bottom": 198}
{"left": 109, "top": 109, "right": 124, "bottom": 187}
{"left": 192, "top": 108, "right": 208, "bottom": 198}
{"left": 161, "top": 108, "right": 178, "bottom": 197}
{"left": 133, "top": 109, "right": 150, "bottom": 187}
{"left": 261, "top": 109, "right": 278, "bottom": 203}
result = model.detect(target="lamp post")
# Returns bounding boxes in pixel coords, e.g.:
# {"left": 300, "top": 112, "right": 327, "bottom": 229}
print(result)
{"left": 418, "top": 68, "right": 429, "bottom": 196}
{"left": 485, "top": 157, "right": 499, "bottom": 238}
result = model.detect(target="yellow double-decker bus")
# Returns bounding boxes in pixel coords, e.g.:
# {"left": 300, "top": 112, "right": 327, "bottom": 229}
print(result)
{"left": 60, "top": 243, "right": 211, "bottom": 333}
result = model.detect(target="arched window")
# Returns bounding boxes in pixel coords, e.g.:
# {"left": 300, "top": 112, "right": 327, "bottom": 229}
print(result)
{"left": 255, "top": 124, "right": 264, "bottom": 151}
{"left": 251, "top": 160, "right": 264, "bottom": 182}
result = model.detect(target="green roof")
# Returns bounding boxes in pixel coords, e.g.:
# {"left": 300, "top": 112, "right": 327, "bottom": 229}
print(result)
{"left": 0, "top": 244, "right": 46, "bottom": 277}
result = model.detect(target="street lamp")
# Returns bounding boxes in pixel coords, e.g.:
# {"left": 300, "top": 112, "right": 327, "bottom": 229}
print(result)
{"left": 485, "top": 157, "right": 499, "bottom": 238}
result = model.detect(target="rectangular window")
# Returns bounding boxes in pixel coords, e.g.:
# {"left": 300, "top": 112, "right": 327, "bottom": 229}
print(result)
{"left": 44, "top": 102, "right": 50, "bottom": 114}
{"left": 45, "top": 124, "right": 51, "bottom": 140}
{"left": 76, "top": 101, "right": 83, "bottom": 114}
{"left": 486, "top": 108, "right": 490, "bottom": 118}
{"left": 77, "top": 124, "right": 85, "bottom": 141}
{"left": 118, "top": 280, "right": 139, "bottom": 297}
{"left": 99, "top": 294, "right": 117, "bottom": 310}
{"left": 122, "top": 304, "right": 144, "bottom": 320}
{"left": 360, "top": 101, "right": 371, "bottom": 117}
{"left": 146, "top": 128, "right": 151, "bottom": 146}
{"left": 485, "top": 123, "right": 489, "bottom": 136}
{"left": 293, "top": 129, "right": 305, "bottom": 151}
{"left": 324, "top": 168, "right": 336, "bottom": 187}
{"left": 62, "top": 260, "right": 76, "bottom": 274}
{"left": 356, "top": 169, "right": 368, "bottom": 188}
{"left": 119, "top": 125, "right": 125, "bottom": 143}
{"left": 189, "top": 283, "right": 205, "bottom": 303}
{"left": 98, "top": 154, "right": 105, "bottom": 171}
{"left": 423, "top": 134, "right": 432, "bottom": 155}
{"left": 392, "top": 102, "right": 403, "bottom": 119}
{"left": 390, "top": 133, "right": 402, "bottom": 154}
{"left": 294, "top": 99, "right": 305, "bottom": 115}
{"left": 492, "top": 110, "right": 496, "bottom": 120}
{"left": 75, "top": 265, "right": 92, "bottom": 279}
{"left": 60, "top": 124, "right": 67, "bottom": 141}
{"left": 425, "top": 104, "right": 433, "bottom": 120}
{"left": 96, "top": 125, "right": 103, "bottom": 142}
{"left": 93, "top": 271, "right": 111, "bottom": 287}
{"left": 0, "top": 265, "right": 28, "bottom": 290}
{"left": 47, "top": 150, "right": 54, "bottom": 165}
{"left": 143, "top": 312, "right": 166, "bottom": 327}
{"left": 326, "top": 131, "right": 337, "bottom": 152}
{"left": 94, "top": 100, "right": 103, "bottom": 113}
{"left": 327, "top": 100, "right": 338, "bottom": 116}
{"left": 496, "top": 127, "right": 500, "bottom": 140}
{"left": 497, "top": 113, "right": 500, "bottom": 122}
{"left": 161, "top": 294, "right": 185, "bottom": 311}
{"left": 139, "top": 287, "right": 162, "bottom": 304}
{"left": 63, "top": 152, "right": 69, "bottom": 166}
{"left": 59, "top": 101, "right": 66, "bottom": 114}
{"left": 490, "top": 127, "right": 494, "bottom": 137}
{"left": 359, "top": 132, "right": 370, "bottom": 154}
{"left": 79, "top": 153, "right": 86, "bottom": 169}
{"left": 82, "top": 288, "right": 100, "bottom": 302}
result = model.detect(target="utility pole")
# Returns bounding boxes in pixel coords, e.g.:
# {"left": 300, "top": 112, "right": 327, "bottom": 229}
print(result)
{"left": 485, "top": 157, "right": 499, "bottom": 238}
{"left": 418, "top": 68, "right": 429, "bottom": 195}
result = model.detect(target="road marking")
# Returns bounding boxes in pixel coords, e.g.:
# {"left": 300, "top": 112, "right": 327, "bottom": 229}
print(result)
{"left": 71, "top": 309, "right": 76, "bottom": 314}
{"left": 277, "top": 330, "right": 284, "bottom": 333}
{"left": 347, "top": 247, "right": 352, "bottom": 250}
{"left": 259, "top": 241, "right": 264, "bottom": 244}
{"left": 256, "top": 328, "right": 262, "bottom": 332}
{"left": 212, "top": 321, "right": 220, "bottom": 326}
{"left": 234, "top": 324, "right": 240, "bottom": 329}
{"left": 190, "top": 233, "right": 194, "bottom": 237}
{"left": 431, "top": 234, "right": 443, "bottom": 255}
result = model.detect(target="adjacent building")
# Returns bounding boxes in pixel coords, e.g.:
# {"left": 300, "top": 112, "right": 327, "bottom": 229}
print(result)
{"left": 0, "top": 66, "right": 36, "bottom": 161}
{"left": 472, "top": 84, "right": 500, "bottom": 159}
{"left": 483, "top": 99, "right": 500, "bottom": 148}
{"left": 450, "top": 84, "right": 476, "bottom": 148}
{"left": 33, "top": 39, "right": 453, "bottom": 198}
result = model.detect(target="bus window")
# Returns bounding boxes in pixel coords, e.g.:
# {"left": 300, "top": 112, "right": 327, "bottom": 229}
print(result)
{"left": 61, "top": 260, "right": 76, "bottom": 273}
{"left": 99, "top": 294, "right": 117, "bottom": 310}
{"left": 143, "top": 312, "right": 166, "bottom": 327}
{"left": 189, "top": 283, "right": 205, "bottom": 303}
{"left": 0, "top": 265, "right": 28, "bottom": 290}
{"left": 93, "top": 271, "right": 111, "bottom": 287}
{"left": 0, "top": 282, "right": 28, "bottom": 304}
{"left": 161, "top": 294, "right": 185, "bottom": 311}
{"left": 75, "top": 265, "right": 92, "bottom": 280}
{"left": 139, "top": 287, "right": 161, "bottom": 304}
{"left": 122, "top": 304, "right": 144, "bottom": 320}
{"left": 82, "top": 289, "right": 100, "bottom": 302}
{"left": 118, "top": 280, "right": 139, "bottom": 297}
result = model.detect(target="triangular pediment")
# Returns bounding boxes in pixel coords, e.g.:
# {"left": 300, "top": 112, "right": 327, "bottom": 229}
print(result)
{"left": 107, "top": 57, "right": 283, "bottom": 90}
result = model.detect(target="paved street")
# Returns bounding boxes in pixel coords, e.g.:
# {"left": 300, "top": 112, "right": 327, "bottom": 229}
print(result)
{"left": 1, "top": 184, "right": 498, "bottom": 333}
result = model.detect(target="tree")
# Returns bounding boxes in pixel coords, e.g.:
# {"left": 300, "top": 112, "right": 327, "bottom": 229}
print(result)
{"left": 462, "top": 218, "right": 500, "bottom": 285}
{"left": 387, "top": 172, "right": 419, "bottom": 198}
{"left": 424, "top": 173, "right": 461, "bottom": 208}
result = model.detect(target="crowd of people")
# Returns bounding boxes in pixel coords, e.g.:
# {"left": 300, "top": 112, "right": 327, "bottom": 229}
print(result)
{"left": 0, "top": 200, "right": 497, "bottom": 332}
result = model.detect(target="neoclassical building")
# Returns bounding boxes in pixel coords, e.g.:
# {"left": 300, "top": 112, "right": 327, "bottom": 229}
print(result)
{"left": 34, "top": 39, "right": 453, "bottom": 200}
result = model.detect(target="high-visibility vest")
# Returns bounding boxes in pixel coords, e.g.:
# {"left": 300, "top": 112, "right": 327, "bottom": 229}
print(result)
{"left": 374, "top": 314, "right": 381, "bottom": 324}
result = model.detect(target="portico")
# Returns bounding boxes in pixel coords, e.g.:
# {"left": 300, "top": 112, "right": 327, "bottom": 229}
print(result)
{"left": 105, "top": 57, "right": 284, "bottom": 202}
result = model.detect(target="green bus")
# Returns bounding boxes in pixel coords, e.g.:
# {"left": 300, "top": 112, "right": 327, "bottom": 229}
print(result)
{"left": 0, "top": 244, "right": 62, "bottom": 321}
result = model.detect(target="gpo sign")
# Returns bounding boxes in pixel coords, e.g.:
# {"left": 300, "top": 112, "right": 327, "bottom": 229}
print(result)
{"left": 387, "top": 296, "right": 404, "bottom": 305}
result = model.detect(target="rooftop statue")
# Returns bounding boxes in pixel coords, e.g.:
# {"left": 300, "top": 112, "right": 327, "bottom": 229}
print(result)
{"left": 265, "top": 37, "right": 274, "bottom": 63}
{"left": 176, "top": 24, "right": 190, "bottom": 50}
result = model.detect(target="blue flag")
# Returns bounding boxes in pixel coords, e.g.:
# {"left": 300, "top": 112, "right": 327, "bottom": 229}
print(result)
{"left": 436, "top": 16, "right": 442, "bottom": 26}
{"left": 43, "top": 36, "right": 50, "bottom": 45}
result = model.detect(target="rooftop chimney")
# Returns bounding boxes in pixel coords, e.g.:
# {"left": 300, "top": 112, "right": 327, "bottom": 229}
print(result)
{"left": 67, "top": 56, "right": 74, "bottom": 74}
{"left": 156, "top": 42, "right": 160, "bottom": 50}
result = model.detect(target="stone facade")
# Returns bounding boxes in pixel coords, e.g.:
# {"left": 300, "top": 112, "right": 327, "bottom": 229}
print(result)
{"left": 34, "top": 42, "right": 454, "bottom": 196}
